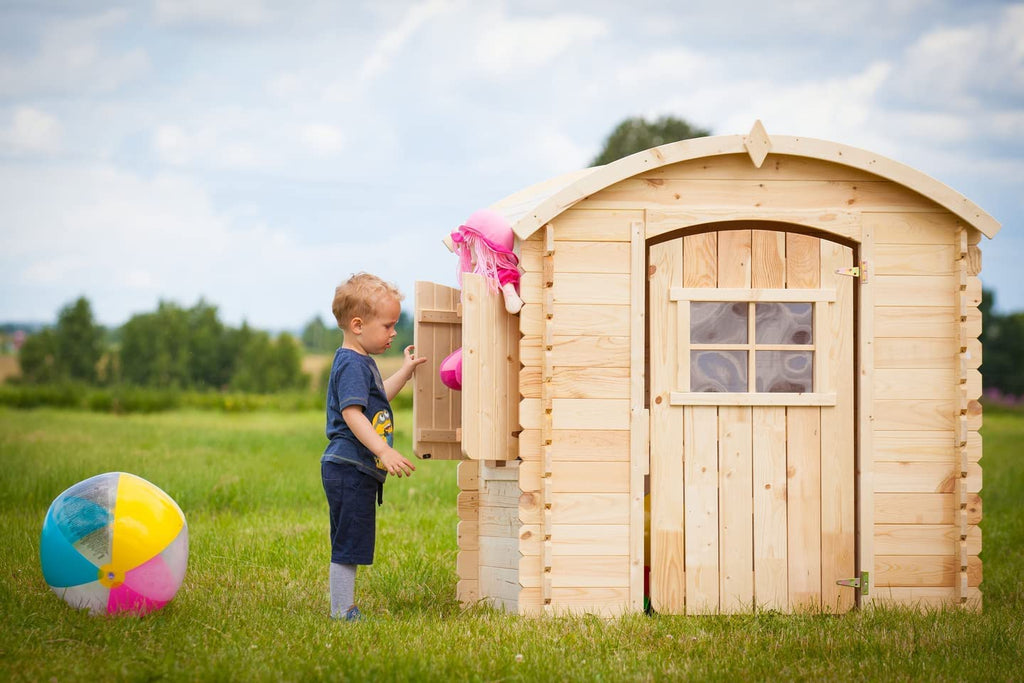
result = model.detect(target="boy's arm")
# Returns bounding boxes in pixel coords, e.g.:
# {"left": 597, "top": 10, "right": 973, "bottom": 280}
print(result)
{"left": 383, "top": 345, "right": 427, "bottom": 401}
{"left": 341, "top": 405, "right": 415, "bottom": 477}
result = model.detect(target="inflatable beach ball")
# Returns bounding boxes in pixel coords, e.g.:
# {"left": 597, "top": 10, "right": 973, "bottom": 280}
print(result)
{"left": 40, "top": 472, "right": 188, "bottom": 615}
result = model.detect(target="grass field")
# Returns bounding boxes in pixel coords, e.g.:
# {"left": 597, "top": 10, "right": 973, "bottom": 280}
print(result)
{"left": 1, "top": 407, "right": 1022, "bottom": 681}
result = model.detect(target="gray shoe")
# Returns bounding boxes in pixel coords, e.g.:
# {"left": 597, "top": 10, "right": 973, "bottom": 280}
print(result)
{"left": 343, "top": 605, "right": 362, "bottom": 622}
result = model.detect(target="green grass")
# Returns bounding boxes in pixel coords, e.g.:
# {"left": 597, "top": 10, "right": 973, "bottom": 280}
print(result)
{"left": 1, "top": 408, "right": 1022, "bottom": 681}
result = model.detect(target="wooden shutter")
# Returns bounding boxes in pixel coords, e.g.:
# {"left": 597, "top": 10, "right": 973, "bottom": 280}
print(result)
{"left": 460, "top": 273, "right": 520, "bottom": 461}
{"left": 412, "top": 281, "right": 462, "bottom": 460}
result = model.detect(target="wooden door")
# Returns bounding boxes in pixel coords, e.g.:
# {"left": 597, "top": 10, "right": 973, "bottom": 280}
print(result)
{"left": 648, "top": 227, "right": 856, "bottom": 614}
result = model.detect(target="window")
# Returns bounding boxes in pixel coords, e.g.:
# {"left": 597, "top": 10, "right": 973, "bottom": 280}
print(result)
{"left": 669, "top": 288, "right": 837, "bottom": 406}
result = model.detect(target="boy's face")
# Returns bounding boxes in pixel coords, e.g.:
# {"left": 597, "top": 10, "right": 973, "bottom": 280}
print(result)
{"left": 350, "top": 296, "right": 401, "bottom": 355}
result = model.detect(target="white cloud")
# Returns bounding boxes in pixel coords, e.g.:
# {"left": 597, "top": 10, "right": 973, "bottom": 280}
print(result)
{"left": 472, "top": 12, "right": 608, "bottom": 76}
{"left": 153, "top": 124, "right": 195, "bottom": 165}
{"left": 0, "top": 9, "right": 149, "bottom": 96}
{"left": 151, "top": 117, "right": 271, "bottom": 171}
{"left": 1, "top": 107, "right": 63, "bottom": 155}
{"left": 655, "top": 61, "right": 892, "bottom": 145}
{"left": 266, "top": 71, "right": 308, "bottom": 99}
{"left": 359, "top": 0, "right": 465, "bottom": 85}
{"left": 153, "top": 0, "right": 273, "bottom": 28}
{"left": 299, "top": 124, "right": 346, "bottom": 156}
{"left": 612, "top": 48, "right": 710, "bottom": 87}
{"left": 890, "top": 4, "right": 1024, "bottom": 109}
{"left": 123, "top": 268, "right": 156, "bottom": 289}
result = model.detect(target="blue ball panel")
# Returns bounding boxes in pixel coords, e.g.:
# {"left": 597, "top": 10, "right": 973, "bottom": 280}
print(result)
{"left": 40, "top": 507, "right": 101, "bottom": 588}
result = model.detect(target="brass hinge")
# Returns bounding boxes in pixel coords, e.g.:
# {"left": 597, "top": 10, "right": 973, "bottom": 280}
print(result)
{"left": 836, "top": 571, "right": 869, "bottom": 596}
{"left": 835, "top": 261, "right": 869, "bottom": 282}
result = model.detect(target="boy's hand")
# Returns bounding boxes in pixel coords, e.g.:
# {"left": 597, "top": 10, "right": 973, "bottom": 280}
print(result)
{"left": 403, "top": 345, "right": 428, "bottom": 373}
{"left": 384, "top": 346, "right": 429, "bottom": 400}
{"left": 378, "top": 447, "right": 415, "bottom": 478}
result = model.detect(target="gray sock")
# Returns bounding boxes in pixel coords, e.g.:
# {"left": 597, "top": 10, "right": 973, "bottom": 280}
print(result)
{"left": 329, "top": 562, "right": 357, "bottom": 618}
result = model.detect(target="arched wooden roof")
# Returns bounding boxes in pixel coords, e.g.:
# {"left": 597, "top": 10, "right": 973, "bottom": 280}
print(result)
{"left": 492, "top": 122, "right": 1000, "bottom": 241}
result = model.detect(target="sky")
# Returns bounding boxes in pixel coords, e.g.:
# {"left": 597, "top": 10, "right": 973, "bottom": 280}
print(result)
{"left": 1, "top": 0, "right": 1022, "bottom": 331}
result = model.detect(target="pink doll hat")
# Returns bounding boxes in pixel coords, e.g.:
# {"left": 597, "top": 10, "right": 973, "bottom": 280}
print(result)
{"left": 454, "top": 209, "right": 515, "bottom": 255}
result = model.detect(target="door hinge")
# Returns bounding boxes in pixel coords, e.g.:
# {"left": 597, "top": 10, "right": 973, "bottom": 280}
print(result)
{"left": 835, "top": 261, "right": 869, "bottom": 282}
{"left": 836, "top": 571, "right": 869, "bottom": 596}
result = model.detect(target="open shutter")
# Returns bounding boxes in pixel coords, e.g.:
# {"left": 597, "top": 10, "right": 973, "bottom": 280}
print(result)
{"left": 461, "top": 273, "right": 520, "bottom": 461}
{"left": 412, "top": 281, "right": 462, "bottom": 460}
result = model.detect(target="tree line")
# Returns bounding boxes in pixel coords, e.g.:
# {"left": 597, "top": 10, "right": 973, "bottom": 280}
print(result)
{"left": 980, "top": 291, "right": 1024, "bottom": 401}
{"left": 17, "top": 297, "right": 308, "bottom": 393}
{"left": 13, "top": 297, "right": 416, "bottom": 394}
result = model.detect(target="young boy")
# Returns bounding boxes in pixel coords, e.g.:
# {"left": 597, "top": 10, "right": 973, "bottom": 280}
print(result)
{"left": 321, "top": 272, "right": 426, "bottom": 621}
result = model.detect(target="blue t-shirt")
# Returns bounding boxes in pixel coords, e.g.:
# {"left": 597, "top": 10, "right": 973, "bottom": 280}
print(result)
{"left": 322, "top": 348, "right": 393, "bottom": 483}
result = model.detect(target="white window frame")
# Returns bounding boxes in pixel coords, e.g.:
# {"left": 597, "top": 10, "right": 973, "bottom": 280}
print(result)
{"left": 668, "top": 287, "right": 837, "bottom": 407}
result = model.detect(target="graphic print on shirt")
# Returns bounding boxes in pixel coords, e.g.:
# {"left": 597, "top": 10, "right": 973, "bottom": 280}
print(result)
{"left": 371, "top": 409, "right": 393, "bottom": 471}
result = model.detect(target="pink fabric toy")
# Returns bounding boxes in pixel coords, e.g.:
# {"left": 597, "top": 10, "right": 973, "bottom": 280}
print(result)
{"left": 450, "top": 209, "right": 524, "bottom": 315}
{"left": 440, "top": 209, "right": 524, "bottom": 391}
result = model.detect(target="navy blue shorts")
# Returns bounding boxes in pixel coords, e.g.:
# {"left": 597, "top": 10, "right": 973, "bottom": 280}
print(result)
{"left": 321, "top": 461, "right": 380, "bottom": 565}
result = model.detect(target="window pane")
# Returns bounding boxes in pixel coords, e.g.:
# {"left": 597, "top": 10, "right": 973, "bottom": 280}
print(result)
{"left": 691, "top": 350, "right": 748, "bottom": 392}
{"left": 755, "top": 303, "right": 812, "bottom": 344}
{"left": 691, "top": 302, "right": 748, "bottom": 344}
{"left": 756, "top": 351, "right": 813, "bottom": 392}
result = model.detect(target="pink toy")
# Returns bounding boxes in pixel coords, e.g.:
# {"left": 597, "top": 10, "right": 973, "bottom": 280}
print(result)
{"left": 440, "top": 209, "right": 524, "bottom": 391}
{"left": 439, "top": 348, "right": 462, "bottom": 390}
{"left": 451, "top": 209, "right": 523, "bottom": 315}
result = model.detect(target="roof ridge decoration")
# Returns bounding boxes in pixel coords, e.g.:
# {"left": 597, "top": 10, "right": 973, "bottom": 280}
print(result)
{"left": 743, "top": 120, "right": 772, "bottom": 168}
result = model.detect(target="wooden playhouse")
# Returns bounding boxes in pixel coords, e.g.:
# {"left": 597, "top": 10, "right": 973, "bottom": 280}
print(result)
{"left": 412, "top": 122, "right": 997, "bottom": 616}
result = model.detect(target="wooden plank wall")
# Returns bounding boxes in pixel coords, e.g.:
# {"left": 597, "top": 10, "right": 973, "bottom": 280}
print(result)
{"left": 869, "top": 212, "right": 983, "bottom": 608}
{"left": 456, "top": 460, "right": 479, "bottom": 605}
{"left": 456, "top": 459, "right": 524, "bottom": 610}
{"left": 517, "top": 208, "right": 642, "bottom": 616}
{"left": 476, "top": 461, "right": 522, "bottom": 610}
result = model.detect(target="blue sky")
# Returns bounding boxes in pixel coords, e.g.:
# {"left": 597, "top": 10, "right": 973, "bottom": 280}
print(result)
{"left": 1, "top": 0, "right": 1022, "bottom": 329}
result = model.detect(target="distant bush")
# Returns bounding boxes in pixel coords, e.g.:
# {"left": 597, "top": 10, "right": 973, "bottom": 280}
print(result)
{"left": 0, "top": 382, "right": 83, "bottom": 409}
{"left": 0, "top": 384, "right": 324, "bottom": 414}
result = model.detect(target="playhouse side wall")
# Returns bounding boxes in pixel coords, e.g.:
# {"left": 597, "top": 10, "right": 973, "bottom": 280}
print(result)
{"left": 868, "top": 213, "right": 983, "bottom": 608}
{"left": 517, "top": 208, "right": 642, "bottom": 616}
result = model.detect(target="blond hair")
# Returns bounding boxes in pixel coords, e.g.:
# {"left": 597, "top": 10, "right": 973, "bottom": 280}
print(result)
{"left": 332, "top": 272, "right": 404, "bottom": 330}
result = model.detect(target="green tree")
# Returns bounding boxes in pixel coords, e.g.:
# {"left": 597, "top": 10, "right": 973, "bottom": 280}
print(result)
{"left": 269, "top": 332, "right": 307, "bottom": 391}
{"left": 387, "top": 309, "right": 414, "bottom": 357}
{"left": 300, "top": 315, "right": 342, "bottom": 353}
{"left": 980, "top": 289, "right": 1024, "bottom": 398}
{"left": 230, "top": 330, "right": 307, "bottom": 393}
{"left": 54, "top": 297, "right": 104, "bottom": 383}
{"left": 186, "top": 300, "right": 233, "bottom": 389}
{"left": 119, "top": 301, "right": 191, "bottom": 387}
{"left": 592, "top": 115, "right": 711, "bottom": 166}
{"left": 17, "top": 328, "right": 60, "bottom": 383}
